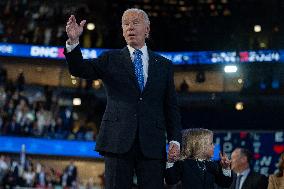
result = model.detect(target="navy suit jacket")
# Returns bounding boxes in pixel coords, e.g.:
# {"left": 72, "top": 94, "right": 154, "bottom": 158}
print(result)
{"left": 229, "top": 171, "right": 268, "bottom": 189}
{"left": 165, "top": 159, "right": 233, "bottom": 189}
{"left": 64, "top": 46, "right": 181, "bottom": 159}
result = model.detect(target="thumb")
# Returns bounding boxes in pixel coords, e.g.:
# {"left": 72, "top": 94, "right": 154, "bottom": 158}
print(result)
{"left": 219, "top": 151, "right": 223, "bottom": 159}
{"left": 80, "top": 20, "right": 86, "bottom": 28}
{"left": 169, "top": 143, "right": 174, "bottom": 151}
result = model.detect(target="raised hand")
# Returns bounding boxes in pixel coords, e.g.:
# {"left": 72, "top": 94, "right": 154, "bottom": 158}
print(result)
{"left": 168, "top": 142, "right": 180, "bottom": 162}
{"left": 66, "top": 15, "right": 86, "bottom": 44}
{"left": 219, "top": 152, "right": 231, "bottom": 169}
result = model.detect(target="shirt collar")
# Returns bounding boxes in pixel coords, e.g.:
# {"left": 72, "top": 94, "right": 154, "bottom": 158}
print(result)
{"left": 127, "top": 44, "right": 147, "bottom": 56}
{"left": 237, "top": 168, "right": 250, "bottom": 177}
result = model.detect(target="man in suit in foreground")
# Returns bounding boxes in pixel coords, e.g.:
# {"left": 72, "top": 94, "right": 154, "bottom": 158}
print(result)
{"left": 64, "top": 8, "right": 181, "bottom": 189}
{"left": 229, "top": 148, "right": 268, "bottom": 189}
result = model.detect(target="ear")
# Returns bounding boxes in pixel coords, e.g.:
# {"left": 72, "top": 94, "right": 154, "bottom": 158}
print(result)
{"left": 145, "top": 25, "right": 150, "bottom": 38}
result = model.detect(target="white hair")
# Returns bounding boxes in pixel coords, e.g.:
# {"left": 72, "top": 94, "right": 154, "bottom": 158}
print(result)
{"left": 122, "top": 8, "right": 150, "bottom": 26}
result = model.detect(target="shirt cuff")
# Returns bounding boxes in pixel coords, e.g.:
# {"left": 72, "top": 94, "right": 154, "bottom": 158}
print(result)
{"left": 169, "top": 141, "right": 180, "bottom": 149}
{"left": 222, "top": 168, "right": 231, "bottom": 177}
{"left": 66, "top": 41, "right": 79, "bottom": 53}
{"left": 166, "top": 162, "right": 174, "bottom": 169}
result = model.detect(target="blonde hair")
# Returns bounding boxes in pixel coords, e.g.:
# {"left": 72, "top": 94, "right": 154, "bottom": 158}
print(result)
{"left": 276, "top": 153, "right": 284, "bottom": 177}
{"left": 180, "top": 128, "right": 213, "bottom": 160}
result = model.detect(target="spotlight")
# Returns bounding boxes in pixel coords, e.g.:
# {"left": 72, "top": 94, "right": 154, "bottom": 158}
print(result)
{"left": 73, "top": 98, "right": 81, "bottom": 106}
{"left": 254, "top": 25, "right": 261, "bottom": 32}
{"left": 224, "top": 65, "right": 237, "bottom": 73}
{"left": 87, "top": 23, "right": 95, "bottom": 31}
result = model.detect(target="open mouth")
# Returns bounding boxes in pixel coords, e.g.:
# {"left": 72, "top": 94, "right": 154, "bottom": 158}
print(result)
{"left": 128, "top": 33, "right": 136, "bottom": 37}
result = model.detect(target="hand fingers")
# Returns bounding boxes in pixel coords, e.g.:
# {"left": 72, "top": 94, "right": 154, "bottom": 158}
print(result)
{"left": 168, "top": 149, "right": 179, "bottom": 156}
{"left": 168, "top": 153, "right": 178, "bottom": 162}
{"left": 67, "top": 15, "right": 79, "bottom": 26}
{"left": 71, "top": 15, "right": 76, "bottom": 23}
{"left": 67, "top": 16, "right": 76, "bottom": 28}
{"left": 68, "top": 15, "right": 75, "bottom": 23}
{"left": 219, "top": 151, "right": 224, "bottom": 159}
{"left": 80, "top": 20, "right": 86, "bottom": 27}
{"left": 169, "top": 148, "right": 179, "bottom": 156}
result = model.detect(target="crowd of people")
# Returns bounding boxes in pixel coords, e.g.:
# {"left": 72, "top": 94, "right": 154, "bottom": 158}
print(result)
{"left": 0, "top": 0, "right": 280, "bottom": 51}
{"left": 0, "top": 70, "right": 97, "bottom": 141}
{"left": 0, "top": 0, "right": 69, "bottom": 46}
{"left": 0, "top": 154, "right": 104, "bottom": 189}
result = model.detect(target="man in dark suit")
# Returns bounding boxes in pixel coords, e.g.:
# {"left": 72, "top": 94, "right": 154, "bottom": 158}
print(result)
{"left": 64, "top": 160, "right": 77, "bottom": 187}
{"left": 229, "top": 148, "right": 268, "bottom": 189}
{"left": 64, "top": 8, "right": 182, "bottom": 189}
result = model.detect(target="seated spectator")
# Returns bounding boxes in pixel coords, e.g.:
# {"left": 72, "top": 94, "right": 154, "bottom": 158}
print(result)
{"left": 0, "top": 155, "right": 9, "bottom": 185}
{"left": 22, "top": 165, "right": 35, "bottom": 187}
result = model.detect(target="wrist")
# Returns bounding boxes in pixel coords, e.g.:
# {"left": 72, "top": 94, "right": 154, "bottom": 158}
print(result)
{"left": 67, "top": 38, "right": 79, "bottom": 45}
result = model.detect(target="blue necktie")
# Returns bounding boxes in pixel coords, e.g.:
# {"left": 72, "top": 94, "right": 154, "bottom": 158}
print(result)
{"left": 133, "top": 49, "right": 144, "bottom": 91}
{"left": 235, "top": 175, "right": 243, "bottom": 189}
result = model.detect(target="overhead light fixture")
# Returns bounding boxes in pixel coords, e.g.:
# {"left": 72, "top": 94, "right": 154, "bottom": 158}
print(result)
{"left": 224, "top": 65, "right": 238, "bottom": 73}
{"left": 73, "top": 98, "right": 81, "bottom": 106}
{"left": 71, "top": 80, "right": 77, "bottom": 85}
{"left": 87, "top": 23, "right": 95, "bottom": 31}
{"left": 235, "top": 102, "right": 244, "bottom": 111}
{"left": 237, "top": 78, "right": 243, "bottom": 84}
{"left": 254, "top": 25, "right": 261, "bottom": 32}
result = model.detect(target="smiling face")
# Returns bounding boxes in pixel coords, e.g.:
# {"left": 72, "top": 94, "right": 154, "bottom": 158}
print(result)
{"left": 231, "top": 148, "right": 249, "bottom": 173}
{"left": 122, "top": 9, "right": 150, "bottom": 49}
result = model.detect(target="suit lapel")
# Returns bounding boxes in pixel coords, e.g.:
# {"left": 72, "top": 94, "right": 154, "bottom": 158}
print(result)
{"left": 231, "top": 174, "right": 237, "bottom": 189}
{"left": 142, "top": 49, "right": 157, "bottom": 94}
{"left": 241, "top": 172, "right": 252, "bottom": 189}
{"left": 120, "top": 47, "right": 140, "bottom": 91}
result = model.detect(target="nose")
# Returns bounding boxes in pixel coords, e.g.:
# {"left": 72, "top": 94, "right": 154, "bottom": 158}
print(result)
{"left": 128, "top": 23, "right": 135, "bottom": 30}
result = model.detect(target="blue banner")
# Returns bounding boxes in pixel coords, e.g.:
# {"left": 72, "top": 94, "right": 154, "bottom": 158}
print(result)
{"left": 0, "top": 43, "right": 283, "bottom": 65}
{"left": 0, "top": 136, "right": 102, "bottom": 158}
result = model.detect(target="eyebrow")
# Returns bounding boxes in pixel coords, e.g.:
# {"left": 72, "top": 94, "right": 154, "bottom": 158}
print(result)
{"left": 122, "top": 18, "right": 141, "bottom": 23}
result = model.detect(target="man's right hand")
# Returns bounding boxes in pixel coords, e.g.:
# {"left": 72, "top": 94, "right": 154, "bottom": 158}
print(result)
{"left": 66, "top": 15, "right": 86, "bottom": 45}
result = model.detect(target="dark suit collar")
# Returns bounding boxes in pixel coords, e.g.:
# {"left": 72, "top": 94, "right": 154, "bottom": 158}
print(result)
{"left": 119, "top": 47, "right": 139, "bottom": 92}
{"left": 232, "top": 169, "right": 251, "bottom": 189}
{"left": 144, "top": 49, "right": 158, "bottom": 94}
{"left": 120, "top": 47, "right": 135, "bottom": 78}
{"left": 241, "top": 169, "right": 253, "bottom": 189}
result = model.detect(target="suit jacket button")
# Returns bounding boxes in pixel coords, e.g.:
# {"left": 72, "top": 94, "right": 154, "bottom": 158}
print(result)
{"left": 139, "top": 97, "right": 143, "bottom": 101}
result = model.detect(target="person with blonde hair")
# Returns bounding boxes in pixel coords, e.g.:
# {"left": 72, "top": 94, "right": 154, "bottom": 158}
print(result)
{"left": 268, "top": 153, "right": 284, "bottom": 189}
{"left": 165, "top": 128, "right": 233, "bottom": 189}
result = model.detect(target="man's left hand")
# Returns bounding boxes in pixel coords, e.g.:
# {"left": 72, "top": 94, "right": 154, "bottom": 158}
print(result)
{"left": 167, "top": 142, "right": 180, "bottom": 162}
